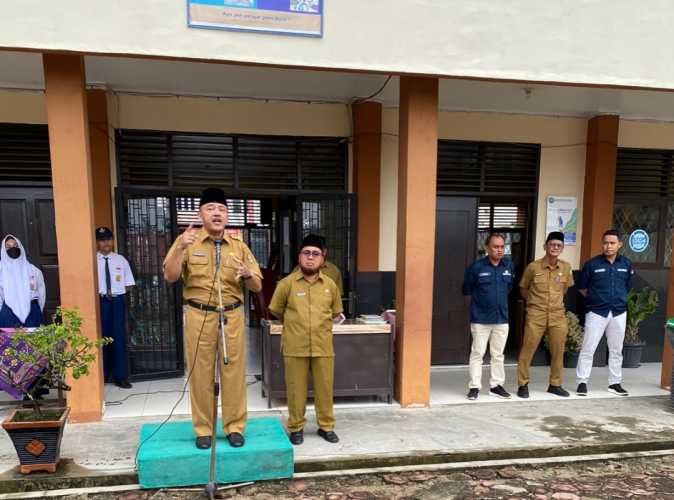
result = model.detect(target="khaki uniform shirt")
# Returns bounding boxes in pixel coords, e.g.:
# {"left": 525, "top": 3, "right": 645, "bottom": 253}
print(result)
{"left": 292, "top": 260, "right": 343, "bottom": 295}
{"left": 163, "top": 229, "right": 262, "bottom": 304}
{"left": 519, "top": 256, "right": 574, "bottom": 316}
{"left": 268, "top": 270, "right": 343, "bottom": 357}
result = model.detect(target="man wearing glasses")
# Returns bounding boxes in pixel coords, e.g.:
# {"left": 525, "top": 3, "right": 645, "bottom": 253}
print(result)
{"left": 269, "top": 234, "right": 344, "bottom": 446}
{"left": 517, "top": 231, "right": 574, "bottom": 398}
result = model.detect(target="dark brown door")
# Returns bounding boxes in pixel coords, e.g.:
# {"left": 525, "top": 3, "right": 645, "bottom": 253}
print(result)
{"left": 0, "top": 188, "right": 60, "bottom": 322}
{"left": 432, "top": 197, "right": 477, "bottom": 365}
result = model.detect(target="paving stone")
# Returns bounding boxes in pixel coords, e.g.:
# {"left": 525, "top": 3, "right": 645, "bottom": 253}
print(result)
{"left": 553, "top": 484, "right": 579, "bottom": 493}
{"left": 347, "top": 492, "right": 374, "bottom": 500}
{"left": 325, "top": 493, "right": 347, "bottom": 500}
{"left": 471, "top": 468, "right": 497, "bottom": 479}
{"left": 480, "top": 479, "right": 506, "bottom": 487}
{"left": 289, "top": 480, "right": 308, "bottom": 492}
{"left": 408, "top": 472, "right": 434, "bottom": 482}
{"left": 551, "top": 493, "right": 580, "bottom": 500}
{"left": 490, "top": 484, "right": 528, "bottom": 494}
{"left": 446, "top": 472, "right": 472, "bottom": 481}
{"left": 382, "top": 474, "right": 407, "bottom": 485}
{"left": 497, "top": 466, "right": 520, "bottom": 478}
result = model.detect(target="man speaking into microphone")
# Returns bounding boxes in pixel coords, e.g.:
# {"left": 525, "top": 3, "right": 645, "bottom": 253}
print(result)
{"left": 163, "top": 187, "right": 262, "bottom": 450}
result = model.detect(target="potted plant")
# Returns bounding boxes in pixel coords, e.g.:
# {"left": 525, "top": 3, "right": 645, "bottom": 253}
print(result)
{"left": 543, "top": 311, "right": 584, "bottom": 368}
{"left": 623, "top": 287, "right": 659, "bottom": 368}
{"left": 0, "top": 308, "right": 110, "bottom": 474}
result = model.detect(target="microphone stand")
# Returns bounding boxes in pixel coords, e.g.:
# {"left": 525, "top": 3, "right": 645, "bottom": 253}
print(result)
{"left": 205, "top": 240, "right": 230, "bottom": 500}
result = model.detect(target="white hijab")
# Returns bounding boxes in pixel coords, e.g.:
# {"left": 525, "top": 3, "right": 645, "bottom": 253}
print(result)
{"left": 0, "top": 235, "right": 32, "bottom": 323}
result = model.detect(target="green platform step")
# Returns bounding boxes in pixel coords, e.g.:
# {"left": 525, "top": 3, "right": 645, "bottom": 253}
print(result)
{"left": 137, "top": 417, "right": 294, "bottom": 489}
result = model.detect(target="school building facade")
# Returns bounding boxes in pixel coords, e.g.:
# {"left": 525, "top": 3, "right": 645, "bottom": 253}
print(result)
{"left": 1, "top": 1, "right": 674, "bottom": 422}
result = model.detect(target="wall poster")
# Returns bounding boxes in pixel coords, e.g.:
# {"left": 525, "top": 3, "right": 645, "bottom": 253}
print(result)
{"left": 545, "top": 196, "right": 577, "bottom": 245}
{"left": 187, "top": 0, "right": 323, "bottom": 37}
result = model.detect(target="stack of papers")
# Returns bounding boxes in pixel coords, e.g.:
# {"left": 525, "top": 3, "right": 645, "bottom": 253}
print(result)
{"left": 355, "top": 314, "right": 387, "bottom": 325}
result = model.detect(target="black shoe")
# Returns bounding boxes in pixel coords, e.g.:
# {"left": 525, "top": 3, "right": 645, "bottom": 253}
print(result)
{"left": 318, "top": 429, "right": 339, "bottom": 443}
{"left": 196, "top": 436, "right": 211, "bottom": 449}
{"left": 289, "top": 430, "right": 304, "bottom": 445}
{"left": 576, "top": 383, "right": 588, "bottom": 396}
{"left": 608, "top": 384, "right": 629, "bottom": 396}
{"left": 490, "top": 385, "right": 511, "bottom": 399}
{"left": 227, "top": 432, "right": 245, "bottom": 447}
{"left": 517, "top": 385, "right": 529, "bottom": 399}
{"left": 467, "top": 388, "right": 479, "bottom": 400}
{"left": 547, "top": 385, "right": 570, "bottom": 397}
{"left": 115, "top": 379, "right": 133, "bottom": 389}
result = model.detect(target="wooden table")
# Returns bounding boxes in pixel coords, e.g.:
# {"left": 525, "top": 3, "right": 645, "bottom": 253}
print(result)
{"left": 261, "top": 320, "right": 394, "bottom": 408}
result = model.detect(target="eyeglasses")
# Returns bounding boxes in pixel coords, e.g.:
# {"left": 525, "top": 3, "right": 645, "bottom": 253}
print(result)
{"left": 301, "top": 250, "right": 322, "bottom": 258}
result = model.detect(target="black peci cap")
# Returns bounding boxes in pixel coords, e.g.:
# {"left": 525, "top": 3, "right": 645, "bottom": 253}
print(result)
{"left": 301, "top": 234, "right": 324, "bottom": 251}
{"left": 199, "top": 187, "right": 228, "bottom": 207}
{"left": 546, "top": 231, "right": 565, "bottom": 244}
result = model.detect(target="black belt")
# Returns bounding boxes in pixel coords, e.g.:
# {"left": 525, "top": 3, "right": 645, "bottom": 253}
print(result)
{"left": 187, "top": 300, "right": 242, "bottom": 313}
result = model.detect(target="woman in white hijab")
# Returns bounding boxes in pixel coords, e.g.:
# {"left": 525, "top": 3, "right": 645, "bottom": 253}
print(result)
{"left": 0, "top": 235, "right": 46, "bottom": 328}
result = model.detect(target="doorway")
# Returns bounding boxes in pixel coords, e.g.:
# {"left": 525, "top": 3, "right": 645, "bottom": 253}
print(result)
{"left": 431, "top": 197, "right": 533, "bottom": 365}
{"left": 116, "top": 189, "right": 355, "bottom": 381}
{"left": 0, "top": 188, "right": 60, "bottom": 322}
{"left": 432, "top": 197, "right": 477, "bottom": 365}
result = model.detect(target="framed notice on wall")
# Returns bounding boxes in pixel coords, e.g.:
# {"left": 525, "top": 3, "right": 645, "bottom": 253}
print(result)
{"left": 545, "top": 196, "right": 577, "bottom": 245}
{"left": 187, "top": 0, "right": 323, "bottom": 37}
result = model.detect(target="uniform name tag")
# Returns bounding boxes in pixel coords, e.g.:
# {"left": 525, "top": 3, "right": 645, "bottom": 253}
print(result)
{"left": 617, "top": 268, "right": 628, "bottom": 272}
{"left": 192, "top": 251, "right": 206, "bottom": 257}
{"left": 296, "top": 292, "right": 306, "bottom": 297}
{"left": 479, "top": 272, "right": 491, "bottom": 277}
{"left": 594, "top": 268, "right": 606, "bottom": 273}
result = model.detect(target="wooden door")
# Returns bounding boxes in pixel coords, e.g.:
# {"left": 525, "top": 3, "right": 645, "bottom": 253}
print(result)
{"left": 0, "top": 188, "right": 60, "bottom": 322}
{"left": 432, "top": 197, "right": 477, "bottom": 365}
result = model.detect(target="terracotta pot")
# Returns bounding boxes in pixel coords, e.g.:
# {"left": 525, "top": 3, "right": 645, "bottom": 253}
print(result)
{"left": 2, "top": 407, "right": 69, "bottom": 474}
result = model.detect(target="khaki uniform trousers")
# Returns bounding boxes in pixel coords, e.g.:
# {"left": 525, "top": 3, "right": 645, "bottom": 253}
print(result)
{"left": 517, "top": 311, "right": 568, "bottom": 387}
{"left": 184, "top": 305, "right": 247, "bottom": 437}
{"left": 283, "top": 356, "right": 335, "bottom": 433}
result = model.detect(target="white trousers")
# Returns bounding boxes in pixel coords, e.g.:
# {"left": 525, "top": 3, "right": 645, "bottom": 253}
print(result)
{"left": 576, "top": 311, "right": 627, "bottom": 386}
{"left": 469, "top": 323, "right": 509, "bottom": 389}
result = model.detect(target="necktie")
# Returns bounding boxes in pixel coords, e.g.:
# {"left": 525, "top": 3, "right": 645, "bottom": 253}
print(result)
{"left": 104, "top": 257, "right": 112, "bottom": 298}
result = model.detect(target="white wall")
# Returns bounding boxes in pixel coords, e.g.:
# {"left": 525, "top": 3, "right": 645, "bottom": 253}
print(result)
{"left": 3, "top": 1, "right": 674, "bottom": 90}
{"left": 380, "top": 109, "right": 588, "bottom": 271}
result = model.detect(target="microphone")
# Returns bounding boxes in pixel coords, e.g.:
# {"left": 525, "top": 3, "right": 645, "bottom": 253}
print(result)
{"left": 214, "top": 240, "right": 222, "bottom": 268}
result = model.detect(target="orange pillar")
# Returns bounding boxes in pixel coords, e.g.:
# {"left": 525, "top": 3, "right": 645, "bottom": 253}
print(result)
{"left": 87, "top": 89, "right": 114, "bottom": 230}
{"left": 395, "top": 77, "right": 438, "bottom": 407}
{"left": 580, "top": 115, "right": 619, "bottom": 262}
{"left": 43, "top": 54, "right": 104, "bottom": 423}
{"left": 662, "top": 232, "right": 674, "bottom": 389}
{"left": 353, "top": 101, "right": 382, "bottom": 272}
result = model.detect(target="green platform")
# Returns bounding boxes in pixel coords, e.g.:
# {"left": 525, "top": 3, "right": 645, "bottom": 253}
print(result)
{"left": 137, "top": 417, "right": 294, "bottom": 489}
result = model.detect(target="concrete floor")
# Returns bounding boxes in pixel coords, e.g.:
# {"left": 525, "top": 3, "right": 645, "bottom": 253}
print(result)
{"left": 0, "top": 392, "right": 673, "bottom": 475}
{"left": 0, "top": 362, "right": 669, "bottom": 477}
{"left": 98, "top": 362, "right": 668, "bottom": 419}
